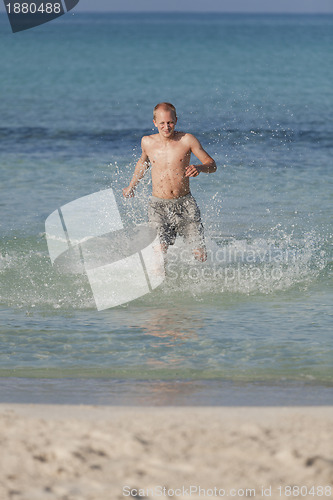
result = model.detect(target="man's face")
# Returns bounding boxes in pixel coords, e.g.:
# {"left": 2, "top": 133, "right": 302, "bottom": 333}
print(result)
{"left": 153, "top": 109, "right": 177, "bottom": 138}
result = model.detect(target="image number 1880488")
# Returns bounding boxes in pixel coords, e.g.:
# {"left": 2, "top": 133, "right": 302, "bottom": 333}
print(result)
{"left": 3, "top": 0, "right": 80, "bottom": 33}
{"left": 5, "top": 2, "right": 62, "bottom": 14}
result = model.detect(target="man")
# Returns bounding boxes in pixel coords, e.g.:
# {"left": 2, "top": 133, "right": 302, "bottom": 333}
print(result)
{"left": 123, "top": 102, "right": 216, "bottom": 262}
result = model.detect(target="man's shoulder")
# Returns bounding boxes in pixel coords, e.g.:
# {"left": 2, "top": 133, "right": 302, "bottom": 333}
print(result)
{"left": 142, "top": 133, "right": 159, "bottom": 141}
{"left": 172, "top": 131, "right": 194, "bottom": 142}
{"left": 141, "top": 134, "right": 159, "bottom": 146}
{"left": 178, "top": 132, "right": 199, "bottom": 144}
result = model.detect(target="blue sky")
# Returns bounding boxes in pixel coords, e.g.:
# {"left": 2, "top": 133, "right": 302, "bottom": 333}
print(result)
{"left": 75, "top": 0, "right": 333, "bottom": 13}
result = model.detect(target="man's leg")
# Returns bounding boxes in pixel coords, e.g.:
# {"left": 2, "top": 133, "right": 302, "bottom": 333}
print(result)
{"left": 193, "top": 246, "right": 207, "bottom": 262}
{"left": 148, "top": 199, "right": 175, "bottom": 256}
{"left": 180, "top": 195, "right": 207, "bottom": 262}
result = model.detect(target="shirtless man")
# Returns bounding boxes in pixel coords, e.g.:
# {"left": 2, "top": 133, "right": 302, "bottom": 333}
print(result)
{"left": 123, "top": 102, "right": 216, "bottom": 262}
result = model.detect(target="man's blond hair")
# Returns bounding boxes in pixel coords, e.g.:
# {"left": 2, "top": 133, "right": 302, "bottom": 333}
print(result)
{"left": 153, "top": 102, "right": 177, "bottom": 120}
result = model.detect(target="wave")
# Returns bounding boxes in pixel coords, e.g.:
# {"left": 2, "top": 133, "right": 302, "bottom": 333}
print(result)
{"left": 0, "top": 125, "right": 332, "bottom": 153}
{"left": 202, "top": 127, "right": 333, "bottom": 149}
{"left": 0, "top": 126, "right": 144, "bottom": 145}
{"left": 0, "top": 228, "right": 331, "bottom": 311}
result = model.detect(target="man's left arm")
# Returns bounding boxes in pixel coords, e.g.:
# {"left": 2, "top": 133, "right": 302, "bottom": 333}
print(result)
{"left": 185, "top": 134, "right": 217, "bottom": 177}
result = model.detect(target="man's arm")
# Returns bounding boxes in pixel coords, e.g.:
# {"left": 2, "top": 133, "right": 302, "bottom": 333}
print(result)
{"left": 123, "top": 138, "right": 150, "bottom": 197}
{"left": 185, "top": 134, "right": 217, "bottom": 177}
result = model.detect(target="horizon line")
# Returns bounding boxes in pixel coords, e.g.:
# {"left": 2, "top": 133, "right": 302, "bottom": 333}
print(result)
{"left": 73, "top": 10, "right": 333, "bottom": 15}
{"left": 1, "top": 11, "right": 332, "bottom": 16}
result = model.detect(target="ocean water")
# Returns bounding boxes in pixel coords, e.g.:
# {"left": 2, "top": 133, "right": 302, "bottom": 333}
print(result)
{"left": 0, "top": 13, "right": 332, "bottom": 405}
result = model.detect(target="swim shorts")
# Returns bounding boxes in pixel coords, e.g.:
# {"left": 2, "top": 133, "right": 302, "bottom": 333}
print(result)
{"left": 148, "top": 193, "right": 205, "bottom": 248}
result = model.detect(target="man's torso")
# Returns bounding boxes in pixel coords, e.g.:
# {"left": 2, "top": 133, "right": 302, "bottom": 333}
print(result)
{"left": 143, "top": 131, "right": 192, "bottom": 199}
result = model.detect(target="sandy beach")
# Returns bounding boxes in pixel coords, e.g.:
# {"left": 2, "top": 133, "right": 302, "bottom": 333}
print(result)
{"left": 0, "top": 405, "right": 332, "bottom": 500}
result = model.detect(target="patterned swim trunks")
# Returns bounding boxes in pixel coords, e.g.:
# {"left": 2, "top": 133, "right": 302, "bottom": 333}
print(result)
{"left": 148, "top": 193, "right": 205, "bottom": 248}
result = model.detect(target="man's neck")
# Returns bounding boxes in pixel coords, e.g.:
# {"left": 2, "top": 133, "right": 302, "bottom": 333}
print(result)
{"left": 159, "top": 131, "right": 176, "bottom": 143}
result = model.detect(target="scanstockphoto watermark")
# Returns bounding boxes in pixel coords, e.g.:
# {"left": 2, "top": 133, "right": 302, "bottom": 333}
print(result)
{"left": 123, "top": 485, "right": 332, "bottom": 498}
{"left": 168, "top": 244, "right": 300, "bottom": 267}
{"left": 3, "top": 0, "right": 80, "bottom": 33}
{"left": 45, "top": 189, "right": 165, "bottom": 311}
{"left": 123, "top": 485, "right": 257, "bottom": 498}
{"left": 44, "top": 188, "right": 300, "bottom": 309}
{"left": 166, "top": 244, "right": 299, "bottom": 283}
{"left": 167, "top": 262, "right": 288, "bottom": 285}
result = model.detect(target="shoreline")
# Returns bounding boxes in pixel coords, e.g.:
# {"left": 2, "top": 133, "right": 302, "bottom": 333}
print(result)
{"left": 0, "top": 377, "right": 332, "bottom": 407}
{"left": 1, "top": 404, "right": 332, "bottom": 500}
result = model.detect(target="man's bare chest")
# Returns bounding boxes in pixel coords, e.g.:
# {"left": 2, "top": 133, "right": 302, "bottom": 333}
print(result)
{"left": 147, "top": 144, "right": 191, "bottom": 167}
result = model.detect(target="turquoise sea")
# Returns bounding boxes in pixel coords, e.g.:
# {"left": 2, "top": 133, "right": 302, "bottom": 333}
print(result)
{"left": 0, "top": 13, "right": 332, "bottom": 405}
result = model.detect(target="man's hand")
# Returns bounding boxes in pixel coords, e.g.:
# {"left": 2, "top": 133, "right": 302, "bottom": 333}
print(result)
{"left": 185, "top": 165, "right": 201, "bottom": 177}
{"left": 123, "top": 186, "right": 135, "bottom": 198}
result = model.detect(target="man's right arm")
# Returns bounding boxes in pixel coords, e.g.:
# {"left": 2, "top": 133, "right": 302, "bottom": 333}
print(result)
{"left": 123, "top": 138, "right": 150, "bottom": 198}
